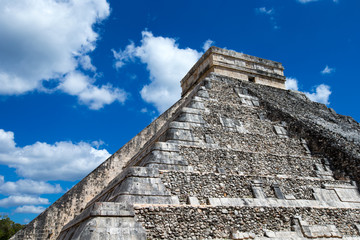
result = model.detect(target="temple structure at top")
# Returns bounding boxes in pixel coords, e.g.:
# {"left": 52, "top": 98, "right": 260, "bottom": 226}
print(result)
{"left": 181, "top": 47, "right": 286, "bottom": 96}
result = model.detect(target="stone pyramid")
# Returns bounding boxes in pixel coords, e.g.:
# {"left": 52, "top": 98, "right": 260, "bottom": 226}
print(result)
{"left": 13, "top": 47, "right": 360, "bottom": 240}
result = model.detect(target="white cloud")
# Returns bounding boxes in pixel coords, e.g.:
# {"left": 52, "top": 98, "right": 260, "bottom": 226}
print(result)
{"left": 257, "top": 7, "right": 274, "bottom": 15}
{"left": 285, "top": 77, "right": 299, "bottom": 91}
{"left": 0, "top": 0, "right": 123, "bottom": 109}
{"left": 202, "top": 39, "right": 214, "bottom": 52}
{"left": 59, "top": 71, "right": 127, "bottom": 110}
{"left": 112, "top": 43, "right": 137, "bottom": 69}
{"left": 321, "top": 65, "right": 335, "bottom": 75}
{"left": 286, "top": 78, "right": 331, "bottom": 105}
{"left": 91, "top": 140, "right": 105, "bottom": 149}
{"left": 0, "top": 195, "right": 49, "bottom": 207}
{"left": 0, "top": 129, "right": 110, "bottom": 181}
{"left": 14, "top": 205, "right": 46, "bottom": 214}
{"left": 113, "top": 31, "right": 203, "bottom": 112}
{"left": 305, "top": 84, "right": 332, "bottom": 105}
{"left": 78, "top": 55, "right": 96, "bottom": 72}
{"left": 0, "top": 176, "right": 62, "bottom": 195}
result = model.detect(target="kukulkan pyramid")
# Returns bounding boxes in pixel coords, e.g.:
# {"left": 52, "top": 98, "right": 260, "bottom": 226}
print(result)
{"left": 12, "top": 47, "right": 360, "bottom": 240}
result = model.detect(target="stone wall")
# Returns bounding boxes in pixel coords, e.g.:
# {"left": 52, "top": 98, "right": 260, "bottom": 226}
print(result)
{"left": 160, "top": 171, "right": 352, "bottom": 204}
{"left": 206, "top": 73, "right": 360, "bottom": 185}
{"left": 180, "top": 146, "right": 319, "bottom": 176}
{"left": 135, "top": 205, "right": 360, "bottom": 239}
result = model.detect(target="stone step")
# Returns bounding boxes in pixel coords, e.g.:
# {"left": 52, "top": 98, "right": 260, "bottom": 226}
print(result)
{"left": 58, "top": 202, "right": 146, "bottom": 240}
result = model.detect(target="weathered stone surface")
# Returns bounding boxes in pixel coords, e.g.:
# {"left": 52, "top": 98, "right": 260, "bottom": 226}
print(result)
{"left": 13, "top": 47, "right": 360, "bottom": 240}
{"left": 135, "top": 205, "right": 360, "bottom": 239}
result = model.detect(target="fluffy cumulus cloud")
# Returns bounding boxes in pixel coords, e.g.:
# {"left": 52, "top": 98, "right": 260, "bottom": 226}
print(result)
{"left": 285, "top": 78, "right": 331, "bottom": 105}
{"left": 59, "top": 71, "right": 127, "bottom": 110}
{"left": 321, "top": 65, "right": 335, "bottom": 75}
{"left": 0, "top": 195, "right": 49, "bottom": 208}
{"left": 113, "top": 31, "right": 210, "bottom": 112}
{"left": 0, "top": 0, "right": 125, "bottom": 109}
{"left": 304, "top": 84, "right": 332, "bottom": 105}
{"left": 285, "top": 77, "right": 299, "bottom": 91}
{"left": 0, "top": 176, "right": 62, "bottom": 195}
{"left": 0, "top": 129, "right": 110, "bottom": 181}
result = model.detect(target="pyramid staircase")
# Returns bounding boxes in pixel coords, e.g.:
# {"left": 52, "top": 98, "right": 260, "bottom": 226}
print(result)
{"left": 12, "top": 47, "right": 360, "bottom": 240}
{"left": 57, "top": 73, "right": 360, "bottom": 239}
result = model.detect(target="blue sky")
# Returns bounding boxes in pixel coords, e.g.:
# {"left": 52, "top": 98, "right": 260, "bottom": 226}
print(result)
{"left": 0, "top": 0, "right": 359, "bottom": 224}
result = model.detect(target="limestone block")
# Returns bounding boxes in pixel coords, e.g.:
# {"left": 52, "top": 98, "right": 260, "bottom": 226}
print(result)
{"left": 169, "top": 121, "right": 192, "bottom": 130}
{"left": 328, "top": 224, "right": 342, "bottom": 238}
{"left": 181, "top": 107, "right": 203, "bottom": 114}
{"left": 59, "top": 216, "right": 146, "bottom": 240}
{"left": 152, "top": 142, "right": 179, "bottom": 152}
{"left": 144, "top": 157, "right": 188, "bottom": 166}
{"left": 285, "top": 195, "right": 296, "bottom": 200}
{"left": 146, "top": 163, "right": 193, "bottom": 171}
{"left": 233, "top": 87, "right": 249, "bottom": 96}
{"left": 251, "top": 180, "right": 266, "bottom": 199}
{"left": 273, "top": 125, "right": 287, "bottom": 136}
{"left": 110, "top": 177, "right": 169, "bottom": 197}
{"left": 301, "top": 138, "right": 311, "bottom": 154}
{"left": 176, "top": 112, "right": 206, "bottom": 124}
{"left": 264, "top": 230, "right": 276, "bottom": 238}
{"left": 313, "top": 188, "right": 340, "bottom": 202}
{"left": 207, "top": 198, "right": 221, "bottom": 206}
{"left": 272, "top": 182, "right": 285, "bottom": 199}
{"left": 126, "top": 167, "right": 159, "bottom": 178}
{"left": 197, "top": 88, "right": 209, "bottom": 98}
{"left": 166, "top": 128, "right": 197, "bottom": 142}
{"left": 141, "top": 150, "right": 187, "bottom": 166}
{"left": 219, "top": 116, "right": 247, "bottom": 133}
{"left": 334, "top": 188, "right": 360, "bottom": 203}
{"left": 251, "top": 99, "right": 260, "bottom": 107}
{"left": 231, "top": 231, "right": 255, "bottom": 239}
{"left": 234, "top": 88, "right": 260, "bottom": 107}
{"left": 187, "top": 196, "right": 200, "bottom": 205}
{"left": 188, "top": 100, "right": 205, "bottom": 110}
{"left": 114, "top": 195, "right": 180, "bottom": 205}
{"left": 59, "top": 202, "right": 137, "bottom": 239}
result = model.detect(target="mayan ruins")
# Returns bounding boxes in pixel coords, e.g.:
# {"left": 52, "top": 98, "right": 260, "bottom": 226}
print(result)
{"left": 12, "top": 47, "right": 360, "bottom": 239}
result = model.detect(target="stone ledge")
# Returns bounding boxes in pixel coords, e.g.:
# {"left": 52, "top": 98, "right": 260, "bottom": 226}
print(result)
{"left": 159, "top": 169, "right": 352, "bottom": 184}
{"left": 62, "top": 202, "right": 134, "bottom": 232}
{"left": 207, "top": 197, "right": 360, "bottom": 209}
